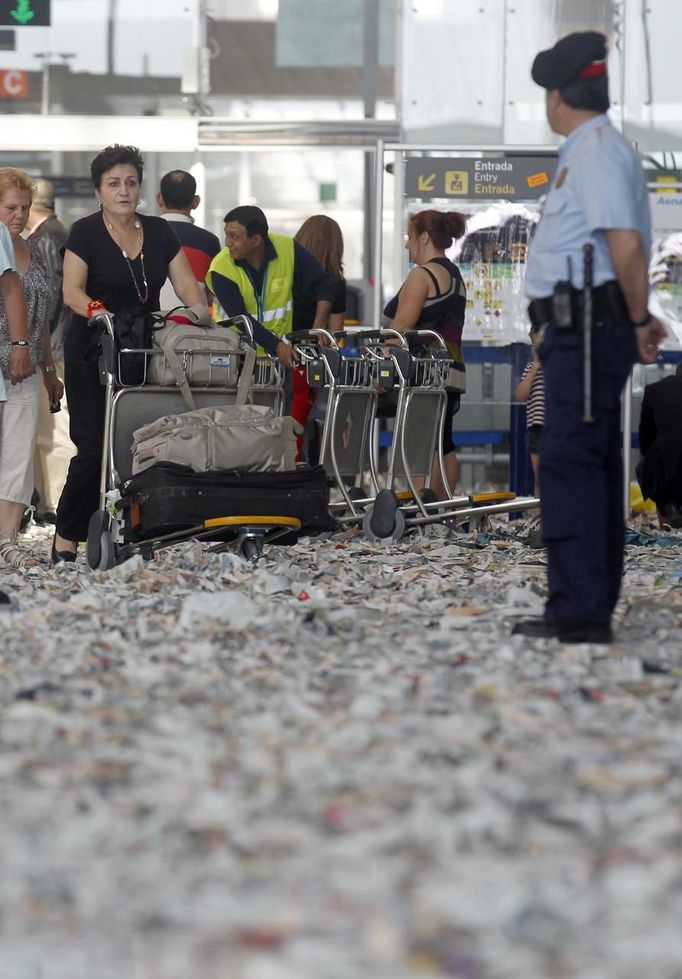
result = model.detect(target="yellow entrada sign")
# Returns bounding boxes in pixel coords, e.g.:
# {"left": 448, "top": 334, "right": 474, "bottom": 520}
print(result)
{"left": 445, "top": 171, "right": 469, "bottom": 195}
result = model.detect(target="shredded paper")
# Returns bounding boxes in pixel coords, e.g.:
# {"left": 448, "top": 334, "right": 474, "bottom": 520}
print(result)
{"left": 1, "top": 515, "right": 682, "bottom": 979}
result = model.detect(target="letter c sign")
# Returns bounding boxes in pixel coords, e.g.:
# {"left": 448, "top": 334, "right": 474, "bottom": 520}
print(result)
{"left": 0, "top": 70, "right": 28, "bottom": 98}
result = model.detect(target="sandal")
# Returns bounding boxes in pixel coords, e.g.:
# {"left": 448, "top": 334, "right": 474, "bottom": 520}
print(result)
{"left": 0, "top": 531, "right": 41, "bottom": 569}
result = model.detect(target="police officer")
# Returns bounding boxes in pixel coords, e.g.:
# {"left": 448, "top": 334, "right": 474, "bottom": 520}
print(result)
{"left": 513, "top": 31, "right": 665, "bottom": 644}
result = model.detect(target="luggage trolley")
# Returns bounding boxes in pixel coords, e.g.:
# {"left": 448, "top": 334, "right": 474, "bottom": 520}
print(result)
{"left": 289, "top": 327, "right": 385, "bottom": 519}
{"left": 291, "top": 328, "right": 539, "bottom": 542}
{"left": 290, "top": 326, "right": 442, "bottom": 530}
{"left": 365, "top": 329, "right": 539, "bottom": 540}
{"left": 86, "top": 312, "right": 297, "bottom": 569}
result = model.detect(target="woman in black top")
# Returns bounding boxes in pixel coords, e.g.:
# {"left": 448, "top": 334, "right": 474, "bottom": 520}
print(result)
{"left": 53, "top": 144, "right": 205, "bottom": 562}
{"left": 293, "top": 215, "right": 346, "bottom": 332}
{"left": 383, "top": 209, "right": 467, "bottom": 499}
{"left": 292, "top": 215, "right": 346, "bottom": 460}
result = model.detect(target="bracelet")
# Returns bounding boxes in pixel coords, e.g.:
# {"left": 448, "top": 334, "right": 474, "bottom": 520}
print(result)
{"left": 10, "top": 339, "right": 29, "bottom": 347}
{"left": 43, "top": 364, "right": 57, "bottom": 374}
{"left": 631, "top": 312, "right": 651, "bottom": 327}
{"left": 87, "top": 299, "right": 105, "bottom": 318}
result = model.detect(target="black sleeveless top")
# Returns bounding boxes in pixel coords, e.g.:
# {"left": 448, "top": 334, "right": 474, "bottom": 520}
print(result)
{"left": 384, "top": 256, "right": 467, "bottom": 381}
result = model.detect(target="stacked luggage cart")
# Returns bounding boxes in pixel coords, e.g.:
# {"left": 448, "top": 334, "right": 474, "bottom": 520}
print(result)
{"left": 86, "top": 312, "right": 332, "bottom": 569}
{"left": 290, "top": 327, "right": 539, "bottom": 541}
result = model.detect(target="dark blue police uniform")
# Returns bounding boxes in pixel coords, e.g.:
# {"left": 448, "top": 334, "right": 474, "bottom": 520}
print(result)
{"left": 518, "top": 32, "right": 651, "bottom": 642}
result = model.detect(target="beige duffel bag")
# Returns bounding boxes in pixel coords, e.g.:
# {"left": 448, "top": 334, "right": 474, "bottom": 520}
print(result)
{"left": 131, "top": 404, "right": 299, "bottom": 476}
{"left": 147, "top": 315, "right": 255, "bottom": 410}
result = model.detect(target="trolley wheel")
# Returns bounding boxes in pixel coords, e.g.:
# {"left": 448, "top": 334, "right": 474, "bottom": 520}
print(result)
{"left": 86, "top": 509, "right": 117, "bottom": 571}
{"left": 363, "top": 489, "right": 406, "bottom": 542}
{"left": 203, "top": 516, "right": 301, "bottom": 563}
{"left": 241, "top": 535, "right": 264, "bottom": 563}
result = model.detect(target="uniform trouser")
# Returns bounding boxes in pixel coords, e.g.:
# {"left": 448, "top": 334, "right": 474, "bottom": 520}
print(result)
{"left": 33, "top": 356, "right": 75, "bottom": 514}
{"left": 55, "top": 327, "right": 106, "bottom": 543}
{"left": 539, "top": 314, "right": 636, "bottom": 625}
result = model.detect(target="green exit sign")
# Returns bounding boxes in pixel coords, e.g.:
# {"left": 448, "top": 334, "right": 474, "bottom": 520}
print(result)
{"left": 0, "top": 0, "right": 50, "bottom": 26}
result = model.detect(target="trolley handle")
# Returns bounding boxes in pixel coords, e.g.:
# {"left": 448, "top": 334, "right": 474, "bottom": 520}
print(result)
{"left": 91, "top": 311, "right": 116, "bottom": 338}
{"left": 95, "top": 310, "right": 256, "bottom": 347}
{"left": 287, "top": 328, "right": 337, "bottom": 348}
{"left": 215, "top": 313, "right": 256, "bottom": 345}
{"left": 335, "top": 328, "right": 408, "bottom": 347}
{"left": 403, "top": 329, "right": 448, "bottom": 351}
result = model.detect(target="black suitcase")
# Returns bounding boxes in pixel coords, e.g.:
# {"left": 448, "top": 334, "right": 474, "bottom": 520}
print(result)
{"left": 121, "top": 462, "right": 337, "bottom": 542}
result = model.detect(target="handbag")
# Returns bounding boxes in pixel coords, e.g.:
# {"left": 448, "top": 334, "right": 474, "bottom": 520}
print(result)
{"left": 130, "top": 404, "right": 300, "bottom": 476}
{"left": 147, "top": 318, "right": 255, "bottom": 410}
{"left": 111, "top": 308, "right": 160, "bottom": 385}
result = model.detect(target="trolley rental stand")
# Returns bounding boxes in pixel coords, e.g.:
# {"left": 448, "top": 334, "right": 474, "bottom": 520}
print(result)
{"left": 290, "top": 328, "right": 539, "bottom": 543}
{"left": 86, "top": 312, "right": 298, "bottom": 569}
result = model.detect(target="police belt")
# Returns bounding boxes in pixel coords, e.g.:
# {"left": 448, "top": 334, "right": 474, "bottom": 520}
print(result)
{"left": 527, "top": 280, "right": 628, "bottom": 328}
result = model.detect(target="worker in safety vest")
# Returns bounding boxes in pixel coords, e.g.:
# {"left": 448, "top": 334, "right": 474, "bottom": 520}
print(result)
{"left": 206, "top": 204, "right": 336, "bottom": 371}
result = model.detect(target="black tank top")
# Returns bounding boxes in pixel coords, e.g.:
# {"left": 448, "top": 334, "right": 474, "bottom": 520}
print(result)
{"left": 383, "top": 256, "right": 466, "bottom": 342}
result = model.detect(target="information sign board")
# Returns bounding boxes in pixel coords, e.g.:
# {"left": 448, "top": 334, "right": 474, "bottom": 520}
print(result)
{"left": 405, "top": 156, "right": 558, "bottom": 201}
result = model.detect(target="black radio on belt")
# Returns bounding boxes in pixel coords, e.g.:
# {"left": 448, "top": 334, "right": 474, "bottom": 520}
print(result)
{"left": 552, "top": 280, "right": 574, "bottom": 329}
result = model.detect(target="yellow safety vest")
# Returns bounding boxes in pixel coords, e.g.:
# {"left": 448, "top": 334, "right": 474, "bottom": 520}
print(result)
{"left": 206, "top": 233, "right": 295, "bottom": 341}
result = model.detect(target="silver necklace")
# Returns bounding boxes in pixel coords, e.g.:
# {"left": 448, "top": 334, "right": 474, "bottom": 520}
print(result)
{"left": 104, "top": 213, "right": 148, "bottom": 304}
{"left": 121, "top": 247, "right": 149, "bottom": 305}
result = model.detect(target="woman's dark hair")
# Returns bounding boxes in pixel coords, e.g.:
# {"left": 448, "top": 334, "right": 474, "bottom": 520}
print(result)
{"left": 409, "top": 209, "right": 467, "bottom": 250}
{"left": 294, "top": 214, "right": 344, "bottom": 279}
{"left": 224, "top": 205, "right": 269, "bottom": 238}
{"left": 90, "top": 145, "right": 144, "bottom": 189}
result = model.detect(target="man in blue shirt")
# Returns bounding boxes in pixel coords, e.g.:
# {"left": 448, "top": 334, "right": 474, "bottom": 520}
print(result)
{"left": 513, "top": 32, "right": 665, "bottom": 644}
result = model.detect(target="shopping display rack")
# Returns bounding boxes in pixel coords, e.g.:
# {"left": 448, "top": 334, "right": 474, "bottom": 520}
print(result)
{"left": 290, "top": 327, "right": 539, "bottom": 542}
{"left": 85, "top": 312, "right": 296, "bottom": 569}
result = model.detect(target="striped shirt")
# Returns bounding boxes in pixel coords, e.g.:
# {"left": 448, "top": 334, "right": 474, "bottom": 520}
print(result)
{"left": 521, "top": 361, "right": 545, "bottom": 428}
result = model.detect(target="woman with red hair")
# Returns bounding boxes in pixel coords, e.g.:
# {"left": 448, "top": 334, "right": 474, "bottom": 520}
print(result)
{"left": 383, "top": 208, "right": 468, "bottom": 498}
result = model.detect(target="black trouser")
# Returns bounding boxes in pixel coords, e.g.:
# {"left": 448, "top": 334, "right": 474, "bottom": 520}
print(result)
{"left": 539, "top": 312, "right": 636, "bottom": 625}
{"left": 55, "top": 322, "right": 106, "bottom": 542}
{"left": 637, "top": 444, "right": 682, "bottom": 510}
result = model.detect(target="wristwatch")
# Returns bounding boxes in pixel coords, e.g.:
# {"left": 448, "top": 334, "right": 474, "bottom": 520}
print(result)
{"left": 631, "top": 312, "right": 652, "bottom": 327}
{"left": 43, "top": 364, "right": 57, "bottom": 374}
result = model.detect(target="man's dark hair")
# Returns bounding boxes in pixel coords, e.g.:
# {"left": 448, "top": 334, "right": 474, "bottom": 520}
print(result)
{"left": 224, "top": 205, "right": 268, "bottom": 238}
{"left": 160, "top": 170, "right": 197, "bottom": 209}
{"left": 559, "top": 77, "right": 609, "bottom": 113}
{"left": 90, "top": 145, "right": 144, "bottom": 189}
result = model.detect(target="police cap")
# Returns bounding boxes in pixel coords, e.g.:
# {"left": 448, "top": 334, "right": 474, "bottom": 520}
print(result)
{"left": 531, "top": 31, "right": 607, "bottom": 91}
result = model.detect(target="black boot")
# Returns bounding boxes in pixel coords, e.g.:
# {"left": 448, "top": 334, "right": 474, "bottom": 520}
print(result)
{"left": 512, "top": 616, "right": 612, "bottom": 643}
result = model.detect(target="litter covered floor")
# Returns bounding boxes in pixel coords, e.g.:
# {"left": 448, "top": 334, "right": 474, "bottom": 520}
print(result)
{"left": 1, "top": 518, "right": 682, "bottom": 979}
